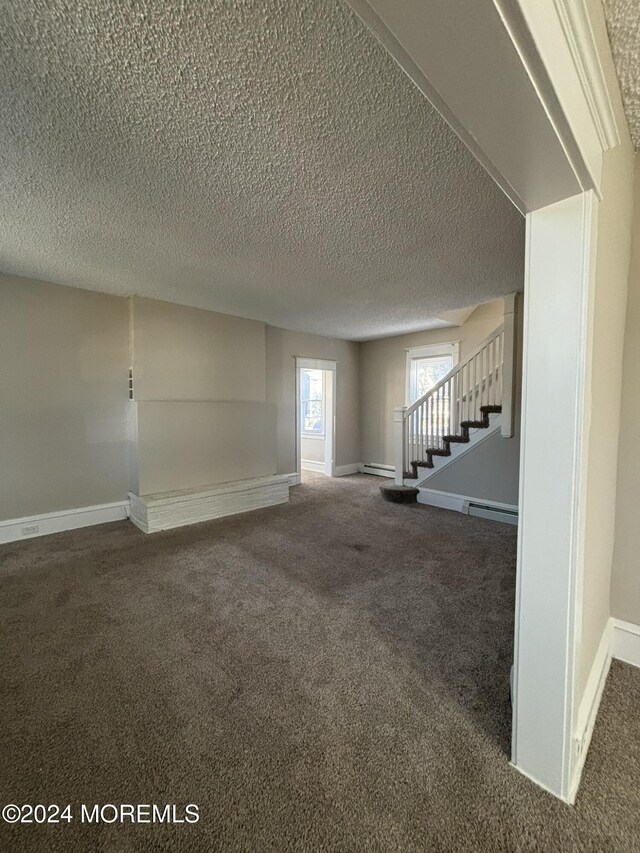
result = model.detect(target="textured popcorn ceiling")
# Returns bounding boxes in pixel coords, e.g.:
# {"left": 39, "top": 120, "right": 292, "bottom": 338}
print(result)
{"left": 602, "top": 0, "right": 640, "bottom": 149}
{"left": 0, "top": 0, "right": 524, "bottom": 340}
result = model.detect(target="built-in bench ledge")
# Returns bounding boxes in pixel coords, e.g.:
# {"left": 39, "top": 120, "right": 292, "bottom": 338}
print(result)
{"left": 129, "top": 475, "right": 290, "bottom": 534}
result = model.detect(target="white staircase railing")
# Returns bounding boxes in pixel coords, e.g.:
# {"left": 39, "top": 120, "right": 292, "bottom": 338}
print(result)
{"left": 394, "top": 324, "right": 506, "bottom": 484}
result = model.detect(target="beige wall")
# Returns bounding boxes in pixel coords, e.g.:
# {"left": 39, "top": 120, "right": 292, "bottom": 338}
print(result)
{"left": 131, "top": 297, "right": 266, "bottom": 402}
{"left": 135, "top": 401, "right": 276, "bottom": 495}
{"left": 266, "top": 327, "right": 360, "bottom": 474}
{"left": 0, "top": 275, "right": 129, "bottom": 519}
{"left": 0, "top": 278, "right": 528, "bottom": 517}
{"left": 576, "top": 145, "right": 636, "bottom": 698}
{"left": 360, "top": 300, "right": 505, "bottom": 467}
{"left": 130, "top": 297, "right": 275, "bottom": 495}
{"left": 611, "top": 153, "right": 640, "bottom": 627}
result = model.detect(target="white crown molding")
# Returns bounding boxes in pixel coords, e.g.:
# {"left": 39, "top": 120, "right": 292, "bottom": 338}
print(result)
{"left": 552, "top": 0, "right": 621, "bottom": 151}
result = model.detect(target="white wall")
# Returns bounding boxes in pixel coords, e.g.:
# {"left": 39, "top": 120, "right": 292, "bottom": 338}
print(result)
{"left": 0, "top": 274, "right": 129, "bottom": 520}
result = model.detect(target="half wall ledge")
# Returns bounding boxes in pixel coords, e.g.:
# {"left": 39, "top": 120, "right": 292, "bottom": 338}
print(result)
{"left": 129, "top": 475, "right": 290, "bottom": 533}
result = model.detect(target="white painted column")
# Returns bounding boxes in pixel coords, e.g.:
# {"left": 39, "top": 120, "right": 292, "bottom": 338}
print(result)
{"left": 512, "top": 191, "right": 597, "bottom": 801}
{"left": 393, "top": 407, "right": 407, "bottom": 485}
{"left": 501, "top": 292, "right": 518, "bottom": 438}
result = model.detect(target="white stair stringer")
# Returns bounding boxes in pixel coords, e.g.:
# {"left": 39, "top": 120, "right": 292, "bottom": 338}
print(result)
{"left": 404, "top": 413, "right": 502, "bottom": 488}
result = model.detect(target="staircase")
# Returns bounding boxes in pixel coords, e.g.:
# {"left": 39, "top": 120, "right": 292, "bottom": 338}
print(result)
{"left": 404, "top": 403, "right": 502, "bottom": 480}
{"left": 387, "top": 323, "right": 510, "bottom": 494}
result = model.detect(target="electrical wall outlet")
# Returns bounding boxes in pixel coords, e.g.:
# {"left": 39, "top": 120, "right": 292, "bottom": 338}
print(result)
{"left": 21, "top": 524, "right": 39, "bottom": 537}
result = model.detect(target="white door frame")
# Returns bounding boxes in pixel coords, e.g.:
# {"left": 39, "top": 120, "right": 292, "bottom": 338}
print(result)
{"left": 512, "top": 191, "right": 598, "bottom": 801}
{"left": 295, "top": 358, "right": 337, "bottom": 479}
{"left": 344, "top": 0, "right": 621, "bottom": 803}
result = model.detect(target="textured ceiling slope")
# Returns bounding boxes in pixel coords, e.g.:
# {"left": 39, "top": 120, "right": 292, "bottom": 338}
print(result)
{"left": 603, "top": 0, "right": 640, "bottom": 150}
{"left": 0, "top": 0, "right": 524, "bottom": 340}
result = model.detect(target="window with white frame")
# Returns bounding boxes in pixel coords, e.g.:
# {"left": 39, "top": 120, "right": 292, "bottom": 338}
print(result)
{"left": 406, "top": 342, "right": 459, "bottom": 405}
{"left": 300, "top": 368, "right": 325, "bottom": 436}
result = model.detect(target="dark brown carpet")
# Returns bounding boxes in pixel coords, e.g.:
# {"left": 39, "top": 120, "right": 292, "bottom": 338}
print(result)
{"left": 0, "top": 473, "right": 638, "bottom": 851}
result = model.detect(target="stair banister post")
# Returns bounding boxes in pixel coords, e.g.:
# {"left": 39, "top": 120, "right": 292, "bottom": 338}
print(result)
{"left": 502, "top": 292, "right": 518, "bottom": 438}
{"left": 393, "top": 407, "right": 407, "bottom": 485}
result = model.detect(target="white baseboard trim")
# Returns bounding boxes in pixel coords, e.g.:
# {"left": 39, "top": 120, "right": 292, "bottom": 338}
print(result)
{"left": 570, "top": 620, "right": 613, "bottom": 803}
{"left": 0, "top": 501, "right": 129, "bottom": 544}
{"left": 301, "top": 459, "right": 326, "bottom": 474}
{"left": 417, "top": 487, "right": 518, "bottom": 525}
{"left": 612, "top": 618, "right": 640, "bottom": 668}
{"left": 333, "top": 463, "right": 360, "bottom": 477}
{"left": 566, "top": 617, "right": 640, "bottom": 803}
{"left": 417, "top": 488, "right": 466, "bottom": 512}
{"left": 129, "top": 475, "right": 290, "bottom": 534}
{"left": 284, "top": 472, "right": 301, "bottom": 486}
{"left": 359, "top": 463, "right": 395, "bottom": 478}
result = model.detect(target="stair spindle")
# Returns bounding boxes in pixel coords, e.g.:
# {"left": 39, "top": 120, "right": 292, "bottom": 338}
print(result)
{"left": 490, "top": 339, "right": 494, "bottom": 405}
{"left": 493, "top": 337, "right": 497, "bottom": 405}
{"left": 472, "top": 352, "right": 476, "bottom": 422}
{"left": 500, "top": 332, "right": 504, "bottom": 405}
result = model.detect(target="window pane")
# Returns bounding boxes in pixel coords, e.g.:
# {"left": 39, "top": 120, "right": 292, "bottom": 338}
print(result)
{"left": 301, "top": 369, "right": 325, "bottom": 434}
{"left": 303, "top": 400, "right": 323, "bottom": 433}
{"left": 410, "top": 355, "right": 453, "bottom": 403}
{"left": 302, "top": 369, "right": 323, "bottom": 401}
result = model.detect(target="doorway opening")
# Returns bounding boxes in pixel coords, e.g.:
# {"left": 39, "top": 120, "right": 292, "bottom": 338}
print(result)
{"left": 296, "top": 357, "right": 336, "bottom": 480}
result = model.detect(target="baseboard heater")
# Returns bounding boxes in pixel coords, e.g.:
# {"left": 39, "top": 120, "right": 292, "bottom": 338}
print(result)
{"left": 361, "top": 463, "right": 395, "bottom": 478}
{"left": 463, "top": 500, "right": 518, "bottom": 525}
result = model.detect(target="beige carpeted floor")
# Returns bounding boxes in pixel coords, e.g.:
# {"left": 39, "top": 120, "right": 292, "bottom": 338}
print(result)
{"left": 0, "top": 473, "right": 638, "bottom": 851}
